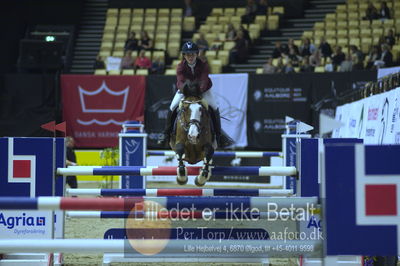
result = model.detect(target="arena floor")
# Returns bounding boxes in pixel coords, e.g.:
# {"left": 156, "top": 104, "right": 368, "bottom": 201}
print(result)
{"left": 63, "top": 182, "right": 298, "bottom": 266}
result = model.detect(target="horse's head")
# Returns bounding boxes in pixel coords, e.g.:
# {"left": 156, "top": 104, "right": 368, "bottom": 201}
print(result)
{"left": 178, "top": 96, "right": 208, "bottom": 145}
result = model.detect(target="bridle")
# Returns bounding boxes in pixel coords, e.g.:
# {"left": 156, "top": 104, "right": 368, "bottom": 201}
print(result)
{"left": 179, "top": 99, "right": 203, "bottom": 134}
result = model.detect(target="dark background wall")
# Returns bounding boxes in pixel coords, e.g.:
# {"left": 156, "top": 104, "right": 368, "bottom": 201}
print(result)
{"left": 0, "top": 0, "right": 84, "bottom": 74}
{"left": 0, "top": 0, "right": 84, "bottom": 136}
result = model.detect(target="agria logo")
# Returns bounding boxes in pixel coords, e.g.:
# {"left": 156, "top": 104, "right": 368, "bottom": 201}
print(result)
{"left": 0, "top": 212, "right": 46, "bottom": 229}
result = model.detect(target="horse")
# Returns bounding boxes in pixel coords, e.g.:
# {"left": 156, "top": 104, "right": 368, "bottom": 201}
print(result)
{"left": 169, "top": 83, "right": 216, "bottom": 186}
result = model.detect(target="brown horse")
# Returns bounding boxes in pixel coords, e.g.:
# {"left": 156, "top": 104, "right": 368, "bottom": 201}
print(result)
{"left": 169, "top": 86, "right": 215, "bottom": 186}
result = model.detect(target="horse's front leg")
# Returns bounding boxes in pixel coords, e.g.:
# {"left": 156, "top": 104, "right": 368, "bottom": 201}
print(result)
{"left": 195, "top": 143, "right": 214, "bottom": 187}
{"left": 175, "top": 143, "right": 188, "bottom": 185}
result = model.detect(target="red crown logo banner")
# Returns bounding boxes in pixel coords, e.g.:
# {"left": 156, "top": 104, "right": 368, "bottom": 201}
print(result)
{"left": 61, "top": 75, "right": 146, "bottom": 147}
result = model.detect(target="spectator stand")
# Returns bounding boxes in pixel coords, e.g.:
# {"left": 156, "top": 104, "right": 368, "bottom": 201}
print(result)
{"left": 96, "top": 8, "right": 183, "bottom": 75}
{"left": 163, "top": 6, "right": 283, "bottom": 75}
{"left": 256, "top": 0, "right": 400, "bottom": 74}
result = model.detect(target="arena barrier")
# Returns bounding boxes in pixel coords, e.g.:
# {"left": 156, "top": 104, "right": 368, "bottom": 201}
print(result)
{"left": 147, "top": 151, "right": 283, "bottom": 157}
{"left": 57, "top": 166, "right": 297, "bottom": 177}
{"left": 66, "top": 188, "right": 293, "bottom": 197}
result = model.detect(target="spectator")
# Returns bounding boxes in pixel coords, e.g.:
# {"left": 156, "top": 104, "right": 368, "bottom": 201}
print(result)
{"left": 275, "top": 57, "right": 285, "bottom": 73}
{"left": 379, "top": 1, "right": 391, "bottom": 19}
{"left": 339, "top": 53, "right": 353, "bottom": 72}
{"left": 139, "top": 30, "right": 153, "bottom": 50}
{"left": 239, "top": 25, "right": 252, "bottom": 45}
{"left": 385, "top": 29, "right": 396, "bottom": 47}
{"left": 183, "top": 0, "right": 194, "bottom": 17}
{"left": 198, "top": 50, "right": 208, "bottom": 62}
{"left": 256, "top": 0, "right": 268, "bottom": 15}
{"left": 325, "top": 57, "right": 334, "bottom": 72}
{"left": 94, "top": 55, "right": 105, "bottom": 69}
{"left": 272, "top": 42, "right": 281, "bottom": 58}
{"left": 262, "top": 57, "right": 276, "bottom": 74}
{"left": 300, "top": 56, "right": 314, "bottom": 72}
{"left": 272, "top": 41, "right": 289, "bottom": 58}
{"left": 120, "top": 50, "right": 134, "bottom": 69}
{"left": 287, "top": 46, "right": 301, "bottom": 67}
{"left": 319, "top": 37, "right": 332, "bottom": 59}
{"left": 287, "top": 38, "right": 299, "bottom": 55}
{"left": 364, "top": 2, "right": 379, "bottom": 21}
{"left": 151, "top": 57, "right": 165, "bottom": 74}
{"left": 209, "top": 38, "right": 223, "bottom": 51}
{"left": 66, "top": 137, "right": 78, "bottom": 189}
{"left": 374, "top": 44, "right": 393, "bottom": 68}
{"left": 279, "top": 41, "right": 289, "bottom": 56}
{"left": 124, "top": 31, "right": 139, "bottom": 52}
{"left": 331, "top": 46, "right": 345, "bottom": 71}
{"left": 226, "top": 23, "right": 237, "bottom": 41}
{"left": 196, "top": 33, "right": 209, "bottom": 52}
{"left": 299, "top": 38, "right": 316, "bottom": 57}
{"left": 377, "top": 35, "right": 387, "bottom": 47}
{"left": 309, "top": 49, "right": 321, "bottom": 67}
{"left": 229, "top": 30, "right": 249, "bottom": 64}
{"left": 241, "top": 0, "right": 257, "bottom": 23}
{"left": 352, "top": 53, "right": 364, "bottom": 70}
{"left": 134, "top": 50, "right": 152, "bottom": 70}
{"left": 283, "top": 60, "right": 295, "bottom": 73}
{"left": 350, "top": 45, "right": 364, "bottom": 63}
{"left": 366, "top": 45, "right": 381, "bottom": 69}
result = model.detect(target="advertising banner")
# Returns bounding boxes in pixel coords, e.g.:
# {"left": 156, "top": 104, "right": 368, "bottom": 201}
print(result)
{"left": 334, "top": 87, "right": 400, "bottom": 145}
{"left": 145, "top": 75, "right": 177, "bottom": 148}
{"left": 210, "top": 73, "right": 248, "bottom": 148}
{"left": 61, "top": 75, "right": 146, "bottom": 148}
{"left": 247, "top": 74, "right": 311, "bottom": 150}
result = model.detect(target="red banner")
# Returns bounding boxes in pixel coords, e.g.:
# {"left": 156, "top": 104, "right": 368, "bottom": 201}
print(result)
{"left": 61, "top": 75, "right": 146, "bottom": 148}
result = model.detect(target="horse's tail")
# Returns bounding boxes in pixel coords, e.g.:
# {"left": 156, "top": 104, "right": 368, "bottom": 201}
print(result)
{"left": 219, "top": 130, "right": 235, "bottom": 148}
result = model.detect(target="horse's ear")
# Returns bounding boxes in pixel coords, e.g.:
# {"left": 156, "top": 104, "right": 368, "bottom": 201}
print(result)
{"left": 182, "top": 81, "right": 190, "bottom": 97}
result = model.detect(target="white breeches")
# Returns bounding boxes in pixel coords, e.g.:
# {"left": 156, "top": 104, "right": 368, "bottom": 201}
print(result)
{"left": 169, "top": 90, "right": 217, "bottom": 111}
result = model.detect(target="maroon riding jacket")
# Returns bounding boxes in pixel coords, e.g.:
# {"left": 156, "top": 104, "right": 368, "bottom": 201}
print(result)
{"left": 176, "top": 58, "right": 212, "bottom": 93}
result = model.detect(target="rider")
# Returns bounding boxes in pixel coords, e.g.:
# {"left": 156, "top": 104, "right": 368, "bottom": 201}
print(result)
{"left": 158, "top": 41, "right": 232, "bottom": 148}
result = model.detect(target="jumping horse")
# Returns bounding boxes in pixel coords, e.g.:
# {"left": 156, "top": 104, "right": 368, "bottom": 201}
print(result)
{"left": 169, "top": 83, "right": 216, "bottom": 186}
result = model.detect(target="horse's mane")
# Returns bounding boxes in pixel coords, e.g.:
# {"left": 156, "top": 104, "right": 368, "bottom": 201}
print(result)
{"left": 182, "top": 80, "right": 201, "bottom": 98}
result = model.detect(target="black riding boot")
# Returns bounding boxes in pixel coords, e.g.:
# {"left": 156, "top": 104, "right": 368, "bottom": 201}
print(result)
{"left": 157, "top": 108, "right": 178, "bottom": 146}
{"left": 209, "top": 107, "right": 234, "bottom": 148}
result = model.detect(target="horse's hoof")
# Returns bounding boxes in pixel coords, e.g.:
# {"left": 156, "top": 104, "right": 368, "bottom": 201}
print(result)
{"left": 194, "top": 177, "right": 205, "bottom": 187}
{"left": 177, "top": 176, "right": 188, "bottom": 185}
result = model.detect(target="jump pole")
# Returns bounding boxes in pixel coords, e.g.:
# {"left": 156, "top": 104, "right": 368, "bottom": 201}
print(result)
{"left": 0, "top": 196, "right": 318, "bottom": 211}
{"left": 66, "top": 210, "right": 301, "bottom": 219}
{"left": 66, "top": 188, "right": 294, "bottom": 197}
{"left": 0, "top": 239, "right": 322, "bottom": 257}
{"left": 57, "top": 166, "right": 297, "bottom": 176}
{"left": 147, "top": 151, "right": 283, "bottom": 157}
